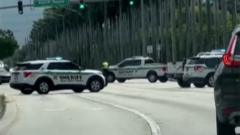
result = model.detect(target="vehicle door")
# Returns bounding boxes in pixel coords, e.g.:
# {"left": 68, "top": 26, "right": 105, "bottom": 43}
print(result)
{"left": 47, "top": 62, "right": 82, "bottom": 85}
{"left": 117, "top": 60, "right": 142, "bottom": 78}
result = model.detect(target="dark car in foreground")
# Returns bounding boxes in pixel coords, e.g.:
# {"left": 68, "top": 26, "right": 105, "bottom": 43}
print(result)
{"left": 214, "top": 26, "right": 240, "bottom": 135}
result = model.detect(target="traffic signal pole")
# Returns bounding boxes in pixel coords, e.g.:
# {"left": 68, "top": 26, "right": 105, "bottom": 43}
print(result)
{"left": 140, "top": 0, "right": 146, "bottom": 56}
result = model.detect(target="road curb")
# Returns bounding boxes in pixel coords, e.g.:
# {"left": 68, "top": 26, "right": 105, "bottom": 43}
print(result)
{"left": 81, "top": 96, "right": 161, "bottom": 135}
{"left": 0, "top": 96, "right": 18, "bottom": 135}
{"left": 0, "top": 95, "right": 6, "bottom": 120}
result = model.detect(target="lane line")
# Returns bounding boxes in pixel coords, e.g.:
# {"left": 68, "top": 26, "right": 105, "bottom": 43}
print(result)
{"left": 80, "top": 96, "right": 162, "bottom": 135}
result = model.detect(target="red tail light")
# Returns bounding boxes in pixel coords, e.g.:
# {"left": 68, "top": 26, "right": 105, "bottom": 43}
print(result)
{"left": 24, "top": 72, "right": 32, "bottom": 78}
{"left": 223, "top": 35, "right": 240, "bottom": 67}
{"left": 194, "top": 66, "right": 204, "bottom": 72}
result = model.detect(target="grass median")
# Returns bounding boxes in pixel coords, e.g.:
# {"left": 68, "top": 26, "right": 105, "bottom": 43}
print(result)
{"left": 0, "top": 95, "right": 5, "bottom": 119}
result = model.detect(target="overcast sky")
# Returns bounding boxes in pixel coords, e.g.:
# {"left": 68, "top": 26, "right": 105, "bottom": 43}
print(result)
{"left": 0, "top": 0, "right": 44, "bottom": 46}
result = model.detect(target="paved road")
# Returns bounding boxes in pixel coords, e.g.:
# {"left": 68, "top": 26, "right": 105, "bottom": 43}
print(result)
{"left": 0, "top": 80, "right": 217, "bottom": 135}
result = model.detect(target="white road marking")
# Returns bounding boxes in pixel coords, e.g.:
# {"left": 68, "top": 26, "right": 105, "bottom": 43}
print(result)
{"left": 80, "top": 96, "right": 162, "bottom": 135}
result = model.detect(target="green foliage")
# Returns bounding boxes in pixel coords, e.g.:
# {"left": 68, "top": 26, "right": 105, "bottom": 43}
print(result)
{"left": 0, "top": 30, "right": 18, "bottom": 60}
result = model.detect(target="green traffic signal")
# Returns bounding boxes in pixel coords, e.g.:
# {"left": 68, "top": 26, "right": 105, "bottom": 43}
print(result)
{"left": 79, "top": 4, "right": 85, "bottom": 10}
{"left": 129, "top": 0, "right": 134, "bottom": 6}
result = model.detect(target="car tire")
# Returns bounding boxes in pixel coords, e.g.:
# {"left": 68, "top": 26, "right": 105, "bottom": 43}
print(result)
{"left": 159, "top": 76, "right": 168, "bottom": 83}
{"left": 106, "top": 73, "right": 115, "bottom": 83}
{"left": 20, "top": 89, "right": 34, "bottom": 95}
{"left": 73, "top": 88, "right": 84, "bottom": 93}
{"left": 0, "top": 77, "right": 2, "bottom": 85}
{"left": 193, "top": 82, "right": 205, "bottom": 88}
{"left": 177, "top": 79, "right": 191, "bottom": 88}
{"left": 207, "top": 74, "right": 215, "bottom": 87}
{"left": 147, "top": 72, "right": 158, "bottom": 83}
{"left": 117, "top": 79, "right": 126, "bottom": 83}
{"left": 88, "top": 78, "right": 103, "bottom": 93}
{"left": 217, "top": 117, "right": 235, "bottom": 135}
{"left": 36, "top": 80, "right": 51, "bottom": 95}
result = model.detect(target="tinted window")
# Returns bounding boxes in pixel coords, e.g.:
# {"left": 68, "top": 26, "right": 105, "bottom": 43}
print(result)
{"left": 205, "top": 58, "right": 221, "bottom": 68}
{"left": 47, "top": 62, "right": 79, "bottom": 70}
{"left": 234, "top": 35, "right": 240, "bottom": 55}
{"left": 119, "top": 60, "right": 141, "bottom": 67}
{"left": 188, "top": 58, "right": 204, "bottom": 65}
{"left": 145, "top": 59, "right": 154, "bottom": 64}
{"left": 16, "top": 63, "right": 43, "bottom": 70}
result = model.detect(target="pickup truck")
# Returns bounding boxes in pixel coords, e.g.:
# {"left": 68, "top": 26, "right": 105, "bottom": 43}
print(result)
{"left": 104, "top": 56, "right": 168, "bottom": 83}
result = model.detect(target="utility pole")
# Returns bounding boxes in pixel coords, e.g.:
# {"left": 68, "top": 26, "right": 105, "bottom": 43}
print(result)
{"left": 140, "top": 0, "right": 146, "bottom": 56}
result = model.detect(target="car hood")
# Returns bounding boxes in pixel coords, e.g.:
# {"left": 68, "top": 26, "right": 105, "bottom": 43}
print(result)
{"left": 81, "top": 69, "right": 102, "bottom": 74}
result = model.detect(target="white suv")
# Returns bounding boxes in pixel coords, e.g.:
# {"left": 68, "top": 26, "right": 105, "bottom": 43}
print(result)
{"left": 0, "top": 61, "right": 10, "bottom": 85}
{"left": 183, "top": 51, "right": 224, "bottom": 88}
{"left": 10, "top": 59, "right": 107, "bottom": 95}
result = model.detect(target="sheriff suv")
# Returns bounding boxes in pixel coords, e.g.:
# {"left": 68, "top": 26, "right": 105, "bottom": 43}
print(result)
{"left": 214, "top": 26, "right": 240, "bottom": 135}
{"left": 105, "top": 56, "right": 167, "bottom": 83}
{"left": 10, "top": 59, "right": 106, "bottom": 95}
{"left": 183, "top": 50, "right": 224, "bottom": 88}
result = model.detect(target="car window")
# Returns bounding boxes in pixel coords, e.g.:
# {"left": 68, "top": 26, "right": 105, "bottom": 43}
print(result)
{"left": 145, "top": 59, "right": 154, "bottom": 64}
{"left": 119, "top": 60, "right": 141, "bottom": 67}
{"left": 188, "top": 58, "right": 204, "bottom": 65}
{"left": 47, "top": 62, "right": 79, "bottom": 70}
{"left": 16, "top": 63, "right": 43, "bottom": 70}
{"left": 205, "top": 58, "right": 221, "bottom": 68}
{"left": 234, "top": 34, "right": 240, "bottom": 55}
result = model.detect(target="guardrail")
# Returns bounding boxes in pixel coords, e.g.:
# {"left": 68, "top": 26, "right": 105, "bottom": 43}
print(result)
{"left": 0, "top": 95, "right": 6, "bottom": 119}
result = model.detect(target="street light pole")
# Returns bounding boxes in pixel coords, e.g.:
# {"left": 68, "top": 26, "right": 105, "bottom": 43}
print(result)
{"left": 140, "top": 0, "right": 146, "bottom": 56}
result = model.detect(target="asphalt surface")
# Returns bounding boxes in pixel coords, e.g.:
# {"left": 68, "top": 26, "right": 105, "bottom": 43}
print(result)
{"left": 0, "top": 80, "right": 218, "bottom": 135}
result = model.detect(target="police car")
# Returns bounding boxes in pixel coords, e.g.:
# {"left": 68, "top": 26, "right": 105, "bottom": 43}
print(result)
{"left": 183, "top": 50, "right": 224, "bottom": 88}
{"left": 10, "top": 58, "right": 107, "bottom": 95}
{"left": 105, "top": 56, "right": 167, "bottom": 83}
{"left": 0, "top": 61, "right": 10, "bottom": 85}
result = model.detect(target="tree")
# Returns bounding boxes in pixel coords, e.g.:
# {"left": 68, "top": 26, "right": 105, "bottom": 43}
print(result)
{"left": 0, "top": 30, "right": 19, "bottom": 60}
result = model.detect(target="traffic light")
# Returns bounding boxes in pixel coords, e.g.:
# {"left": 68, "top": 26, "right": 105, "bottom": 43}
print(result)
{"left": 129, "top": 0, "right": 134, "bottom": 6}
{"left": 79, "top": 0, "right": 85, "bottom": 10}
{"left": 18, "top": 0, "right": 23, "bottom": 15}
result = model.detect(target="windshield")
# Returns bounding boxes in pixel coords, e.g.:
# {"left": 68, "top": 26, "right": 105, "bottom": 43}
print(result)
{"left": 1, "top": 1, "right": 240, "bottom": 135}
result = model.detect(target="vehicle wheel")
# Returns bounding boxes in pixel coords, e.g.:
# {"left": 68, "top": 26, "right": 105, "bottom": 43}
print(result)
{"left": 207, "top": 75, "right": 215, "bottom": 87}
{"left": 36, "top": 80, "right": 51, "bottom": 94}
{"left": 20, "top": 89, "right": 34, "bottom": 95}
{"left": 217, "top": 117, "right": 235, "bottom": 135}
{"left": 106, "top": 73, "right": 115, "bottom": 83}
{"left": 88, "top": 79, "right": 103, "bottom": 93}
{"left": 0, "top": 77, "right": 2, "bottom": 85}
{"left": 73, "top": 88, "right": 84, "bottom": 93}
{"left": 117, "top": 79, "right": 126, "bottom": 83}
{"left": 177, "top": 79, "right": 191, "bottom": 88}
{"left": 193, "top": 82, "right": 205, "bottom": 88}
{"left": 159, "top": 76, "right": 168, "bottom": 83}
{"left": 147, "top": 72, "right": 158, "bottom": 83}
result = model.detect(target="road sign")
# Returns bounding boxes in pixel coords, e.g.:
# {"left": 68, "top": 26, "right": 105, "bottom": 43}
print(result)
{"left": 33, "top": 0, "right": 69, "bottom": 7}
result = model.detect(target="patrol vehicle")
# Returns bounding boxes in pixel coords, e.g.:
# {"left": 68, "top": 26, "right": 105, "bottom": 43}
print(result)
{"left": 214, "top": 26, "right": 240, "bottom": 135}
{"left": 167, "top": 60, "right": 191, "bottom": 88}
{"left": 183, "top": 50, "right": 224, "bottom": 88}
{"left": 0, "top": 61, "right": 10, "bottom": 85}
{"left": 10, "top": 58, "right": 107, "bottom": 95}
{"left": 105, "top": 56, "right": 167, "bottom": 83}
